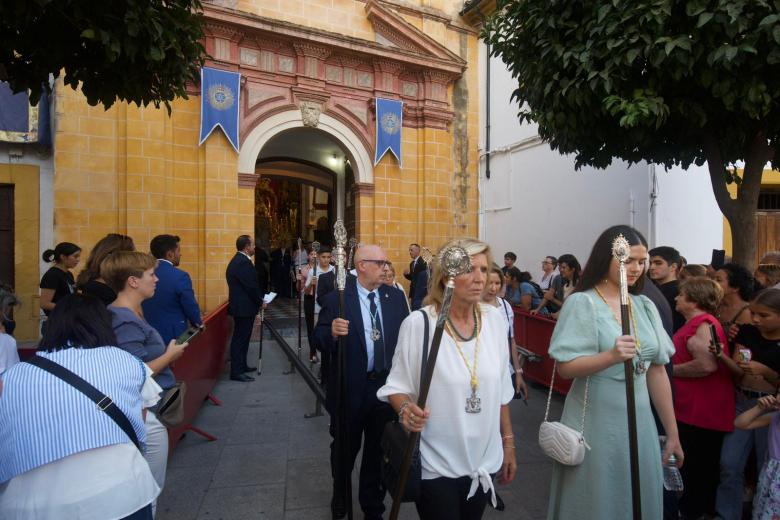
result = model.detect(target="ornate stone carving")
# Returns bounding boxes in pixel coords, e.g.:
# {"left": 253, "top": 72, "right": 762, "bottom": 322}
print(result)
{"left": 240, "top": 47, "right": 259, "bottom": 66}
{"left": 278, "top": 56, "right": 295, "bottom": 73}
{"left": 357, "top": 71, "right": 373, "bottom": 88}
{"left": 293, "top": 42, "right": 331, "bottom": 60}
{"left": 402, "top": 82, "right": 418, "bottom": 97}
{"left": 300, "top": 101, "right": 322, "bottom": 127}
{"left": 325, "top": 65, "right": 342, "bottom": 83}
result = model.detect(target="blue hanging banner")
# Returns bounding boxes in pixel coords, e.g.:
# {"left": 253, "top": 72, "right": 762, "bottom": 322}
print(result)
{"left": 199, "top": 67, "right": 240, "bottom": 152}
{"left": 374, "top": 97, "right": 403, "bottom": 166}
{"left": 0, "top": 82, "right": 50, "bottom": 145}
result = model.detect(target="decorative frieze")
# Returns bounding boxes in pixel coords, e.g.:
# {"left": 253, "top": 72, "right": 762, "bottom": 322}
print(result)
{"left": 278, "top": 56, "right": 295, "bottom": 73}
{"left": 239, "top": 47, "right": 259, "bottom": 67}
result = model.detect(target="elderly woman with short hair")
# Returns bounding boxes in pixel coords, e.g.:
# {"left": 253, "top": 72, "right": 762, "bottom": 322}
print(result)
{"left": 378, "top": 238, "right": 516, "bottom": 520}
{"left": 671, "top": 276, "right": 735, "bottom": 519}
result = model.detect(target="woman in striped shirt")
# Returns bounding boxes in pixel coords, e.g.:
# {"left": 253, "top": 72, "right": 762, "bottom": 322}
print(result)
{"left": 0, "top": 293, "right": 161, "bottom": 519}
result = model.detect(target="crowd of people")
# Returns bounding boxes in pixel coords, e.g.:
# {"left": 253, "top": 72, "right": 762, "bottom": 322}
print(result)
{"left": 1, "top": 225, "right": 779, "bottom": 520}
{"left": 1, "top": 233, "right": 203, "bottom": 518}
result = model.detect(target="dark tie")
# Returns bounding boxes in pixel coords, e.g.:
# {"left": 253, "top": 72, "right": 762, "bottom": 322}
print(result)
{"left": 368, "top": 292, "right": 385, "bottom": 372}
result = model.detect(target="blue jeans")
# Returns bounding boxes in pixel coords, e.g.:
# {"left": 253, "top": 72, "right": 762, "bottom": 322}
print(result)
{"left": 715, "top": 396, "right": 769, "bottom": 520}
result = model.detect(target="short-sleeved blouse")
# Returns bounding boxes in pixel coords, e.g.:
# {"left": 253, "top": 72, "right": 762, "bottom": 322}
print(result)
{"left": 109, "top": 306, "right": 175, "bottom": 391}
{"left": 378, "top": 304, "right": 514, "bottom": 503}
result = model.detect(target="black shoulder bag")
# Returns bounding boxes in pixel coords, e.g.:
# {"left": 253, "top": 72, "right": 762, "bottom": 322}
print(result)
{"left": 25, "top": 356, "right": 141, "bottom": 450}
{"left": 380, "top": 309, "right": 428, "bottom": 502}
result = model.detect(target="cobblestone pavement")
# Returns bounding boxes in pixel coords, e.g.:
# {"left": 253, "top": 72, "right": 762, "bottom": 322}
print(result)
{"left": 157, "top": 298, "right": 563, "bottom": 520}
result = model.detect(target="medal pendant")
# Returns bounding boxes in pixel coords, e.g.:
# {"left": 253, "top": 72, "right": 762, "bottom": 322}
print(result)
{"left": 465, "top": 390, "right": 481, "bottom": 414}
{"left": 370, "top": 328, "right": 381, "bottom": 342}
{"left": 635, "top": 358, "right": 647, "bottom": 375}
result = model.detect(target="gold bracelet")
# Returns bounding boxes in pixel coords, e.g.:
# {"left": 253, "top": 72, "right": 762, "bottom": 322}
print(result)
{"left": 503, "top": 445, "right": 516, "bottom": 450}
{"left": 501, "top": 434, "right": 514, "bottom": 440}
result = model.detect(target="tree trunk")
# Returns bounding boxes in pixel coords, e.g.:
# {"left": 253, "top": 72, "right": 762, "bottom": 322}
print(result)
{"left": 726, "top": 202, "right": 758, "bottom": 272}
{"left": 703, "top": 131, "right": 771, "bottom": 272}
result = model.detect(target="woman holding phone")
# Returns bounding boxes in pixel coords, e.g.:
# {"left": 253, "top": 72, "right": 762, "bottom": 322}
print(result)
{"left": 102, "top": 251, "right": 188, "bottom": 511}
{"left": 670, "top": 277, "right": 734, "bottom": 519}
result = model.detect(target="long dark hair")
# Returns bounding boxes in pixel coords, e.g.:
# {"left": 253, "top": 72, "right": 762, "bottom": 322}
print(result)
{"left": 577, "top": 225, "right": 648, "bottom": 295}
{"left": 558, "top": 253, "right": 581, "bottom": 285}
{"left": 42, "top": 242, "right": 81, "bottom": 264}
{"left": 77, "top": 233, "right": 135, "bottom": 287}
{"left": 38, "top": 293, "right": 117, "bottom": 352}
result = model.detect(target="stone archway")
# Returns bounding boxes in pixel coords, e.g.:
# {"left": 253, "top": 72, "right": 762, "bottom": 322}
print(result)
{"left": 238, "top": 109, "right": 374, "bottom": 221}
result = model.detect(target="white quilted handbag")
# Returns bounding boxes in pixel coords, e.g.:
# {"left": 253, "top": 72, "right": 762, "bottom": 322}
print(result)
{"left": 538, "top": 362, "right": 591, "bottom": 466}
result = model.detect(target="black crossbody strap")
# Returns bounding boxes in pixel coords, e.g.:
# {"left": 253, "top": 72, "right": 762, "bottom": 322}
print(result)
{"left": 26, "top": 356, "right": 141, "bottom": 450}
{"left": 419, "top": 309, "right": 429, "bottom": 384}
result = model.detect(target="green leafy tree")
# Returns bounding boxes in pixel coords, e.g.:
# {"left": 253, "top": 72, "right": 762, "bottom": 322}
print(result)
{"left": 484, "top": 0, "right": 780, "bottom": 268}
{"left": 0, "top": 0, "right": 206, "bottom": 109}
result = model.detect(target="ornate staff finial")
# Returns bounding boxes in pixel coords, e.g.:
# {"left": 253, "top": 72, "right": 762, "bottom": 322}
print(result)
{"left": 611, "top": 233, "right": 631, "bottom": 305}
{"left": 333, "top": 220, "right": 348, "bottom": 290}
{"left": 311, "top": 240, "right": 321, "bottom": 253}
{"left": 435, "top": 245, "right": 471, "bottom": 327}
{"left": 420, "top": 247, "right": 434, "bottom": 266}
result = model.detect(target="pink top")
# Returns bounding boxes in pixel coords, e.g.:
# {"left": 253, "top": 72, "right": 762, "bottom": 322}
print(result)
{"left": 672, "top": 314, "right": 735, "bottom": 432}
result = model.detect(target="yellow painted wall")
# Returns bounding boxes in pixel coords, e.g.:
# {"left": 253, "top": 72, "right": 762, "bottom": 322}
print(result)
{"left": 54, "top": 85, "right": 241, "bottom": 313}
{"left": 53, "top": 0, "right": 480, "bottom": 310}
{"left": 0, "top": 163, "right": 40, "bottom": 341}
{"left": 722, "top": 168, "right": 780, "bottom": 256}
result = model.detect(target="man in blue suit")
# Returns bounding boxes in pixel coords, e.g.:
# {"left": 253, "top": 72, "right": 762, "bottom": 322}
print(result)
{"left": 226, "top": 235, "right": 264, "bottom": 382}
{"left": 142, "top": 234, "right": 203, "bottom": 345}
{"left": 315, "top": 244, "right": 409, "bottom": 520}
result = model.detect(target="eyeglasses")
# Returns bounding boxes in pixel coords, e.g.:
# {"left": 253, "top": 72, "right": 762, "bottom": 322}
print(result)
{"left": 542, "top": 261, "right": 552, "bottom": 265}
{"left": 361, "top": 259, "right": 392, "bottom": 268}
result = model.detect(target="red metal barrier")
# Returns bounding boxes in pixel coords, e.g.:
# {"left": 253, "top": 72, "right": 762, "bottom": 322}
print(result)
{"left": 167, "top": 302, "right": 231, "bottom": 450}
{"left": 512, "top": 307, "right": 572, "bottom": 395}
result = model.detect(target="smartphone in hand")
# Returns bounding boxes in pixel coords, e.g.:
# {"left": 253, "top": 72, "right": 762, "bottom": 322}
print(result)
{"left": 176, "top": 326, "right": 201, "bottom": 345}
{"left": 708, "top": 324, "right": 722, "bottom": 356}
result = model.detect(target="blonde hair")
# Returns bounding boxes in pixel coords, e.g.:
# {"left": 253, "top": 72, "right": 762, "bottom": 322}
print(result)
{"left": 679, "top": 276, "right": 723, "bottom": 314}
{"left": 424, "top": 237, "right": 494, "bottom": 312}
{"left": 100, "top": 251, "right": 157, "bottom": 293}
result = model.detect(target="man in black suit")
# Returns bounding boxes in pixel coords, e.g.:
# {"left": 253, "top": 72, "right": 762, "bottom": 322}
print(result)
{"left": 226, "top": 235, "right": 264, "bottom": 382}
{"left": 403, "top": 242, "right": 428, "bottom": 310}
{"left": 315, "top": 245, "right": 410, "bottom": 520}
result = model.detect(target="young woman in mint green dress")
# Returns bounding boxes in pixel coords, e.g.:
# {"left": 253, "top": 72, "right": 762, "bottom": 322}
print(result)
{"left": 546, "top": 225, "right": 684, "bottom": 519}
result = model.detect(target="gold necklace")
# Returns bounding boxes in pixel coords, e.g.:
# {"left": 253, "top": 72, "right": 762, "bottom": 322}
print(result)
{"left": 445, "top": 308, "right": 483, "bottom": 413}
{"left": 593, "top": 286, "right": 646, "bottom": 374}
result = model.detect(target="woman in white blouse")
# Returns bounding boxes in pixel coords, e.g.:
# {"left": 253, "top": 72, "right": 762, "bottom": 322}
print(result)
{"left": 378, "top": 238, "right": 517, "bottom": 520}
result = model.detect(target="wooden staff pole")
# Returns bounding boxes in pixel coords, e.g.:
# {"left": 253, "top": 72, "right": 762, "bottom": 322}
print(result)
{"left": 613, "top": 234, "right": 641, "bottom": 520}
{"left": 389, "top": 246, "right": 471, "bottom": 520}
{"left": 333, "top": 221, "right": 353, "bottom": 520}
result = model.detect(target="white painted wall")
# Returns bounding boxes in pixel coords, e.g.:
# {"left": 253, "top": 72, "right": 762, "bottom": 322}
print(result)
{"left": 650, "top": 164, "right": 724, "bottom": 264}
{"left": 478, "top": 44, "right": 723, "bottom": 275}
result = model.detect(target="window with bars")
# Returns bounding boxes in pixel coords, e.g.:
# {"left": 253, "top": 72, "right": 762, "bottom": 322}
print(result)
{"left": 758, "top": 189, "right": 780, "bottom": 211}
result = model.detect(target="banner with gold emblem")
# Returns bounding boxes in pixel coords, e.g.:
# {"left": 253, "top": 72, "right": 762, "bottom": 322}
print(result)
{"left": 374, "top": 97, "right": 403, "bottom": 166}
{"left": 199, "top": 67, "right": 240, "bottom": 152}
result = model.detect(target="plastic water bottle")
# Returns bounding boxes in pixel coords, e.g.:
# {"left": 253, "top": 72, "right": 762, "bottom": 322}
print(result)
{"left": 659, "top": 436, "right": 684, "bottom": 493}
{"left": 663, "top": 454, "right": 684, "bottom": 493}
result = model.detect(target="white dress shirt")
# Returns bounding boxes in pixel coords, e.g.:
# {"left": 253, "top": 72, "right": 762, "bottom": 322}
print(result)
{"left": 356, "top": 280, "right": 384, "bottom": 372}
